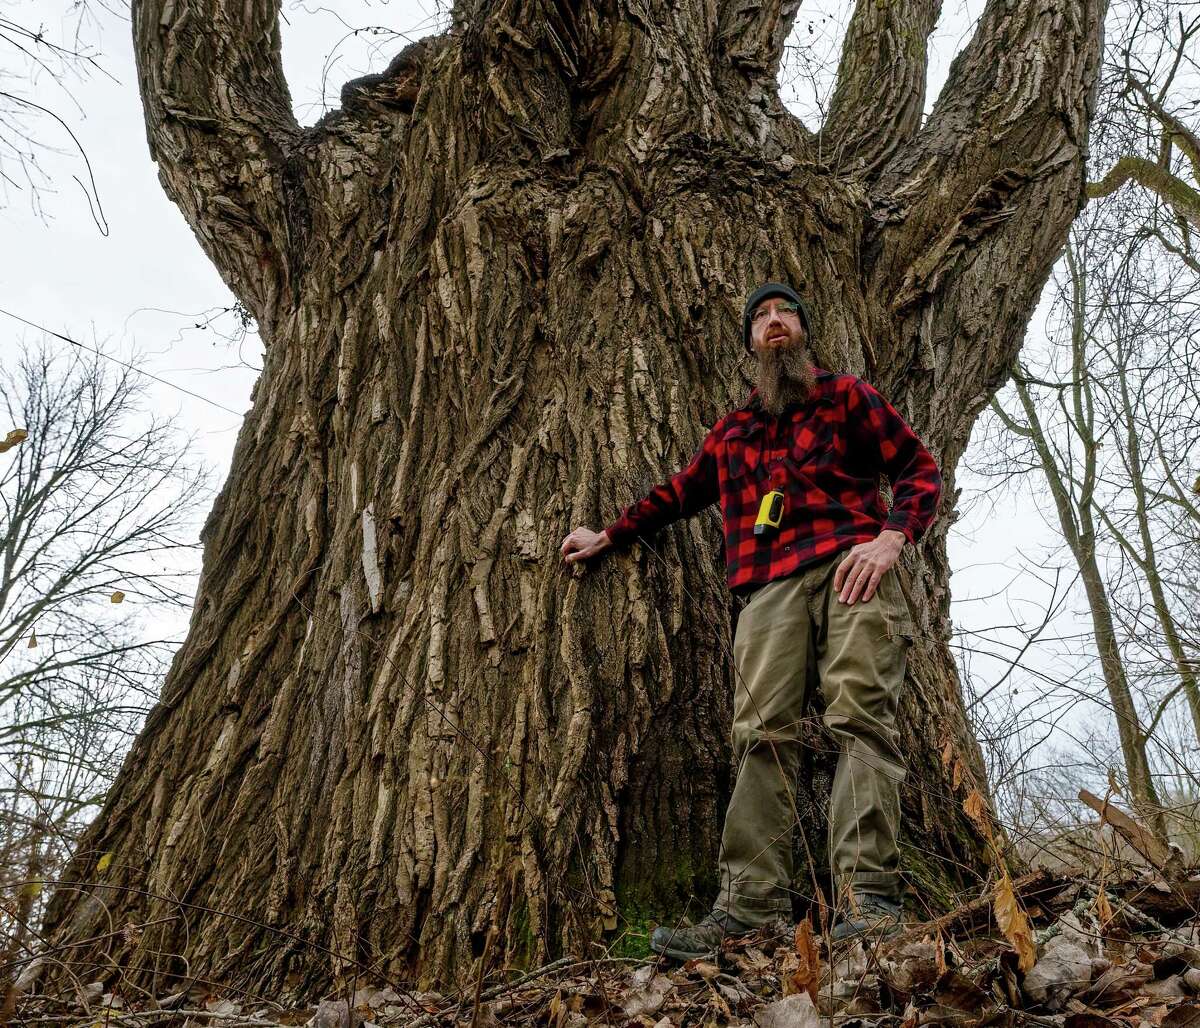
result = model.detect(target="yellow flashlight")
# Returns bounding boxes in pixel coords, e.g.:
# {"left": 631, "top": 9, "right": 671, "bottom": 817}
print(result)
{"left": 754, "top": 490, "right": 785, "bottom": 536}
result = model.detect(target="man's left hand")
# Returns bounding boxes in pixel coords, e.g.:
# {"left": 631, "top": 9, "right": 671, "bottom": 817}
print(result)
{"left": 833, "top": 530, "right": 907, "bottom": 604}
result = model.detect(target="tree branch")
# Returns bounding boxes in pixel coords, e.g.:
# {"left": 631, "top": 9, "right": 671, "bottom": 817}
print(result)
{"left": 1086, "top": 155, "right": 1200, "bottom": 229}
{"left": 865, "top": 0, "right": 1105, "bottom": 414}
{"left": 717, "top": 0, "right": 802, "bottom": 82}
{"left": 820, "top": 0, "right": 942, "bottom": 178}
{"left": 988, "top": 395, "right": 1032, "bottom": 438}
{"left": 131, "top": 0, "right": 303, "bottom": 330}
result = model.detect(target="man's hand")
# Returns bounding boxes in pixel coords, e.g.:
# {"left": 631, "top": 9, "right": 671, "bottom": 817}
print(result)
{"left": 561, "top": 527, "right": 612, "bottom": 564}
{"left": 833, "top": 530, "right": 906, "bottom": 604}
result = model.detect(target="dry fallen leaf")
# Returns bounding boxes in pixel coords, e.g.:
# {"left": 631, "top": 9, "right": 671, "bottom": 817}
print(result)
{"left": 963, "top": 789, "right": 992, "bottom": 840}
{"left": 622, "top": 973, "right": 672, "bottom": 1018}
{"left": 786, "top": 918, "right": 821, "bottom": 1003}
{"left": 1024, "top": 934, "right": 1093, "bottom": 1010}
{"left": 754, "top": 992, "right": 820, "bottom": 1028}
{"left": 1161, "top": 1003, "right": 1200, "bottom": 1028}
{"left": 686, "top": 960, "right": 720, "bottom": 980}
{"left": 994, "top": 869, "right": 1037, "bottom": 973}
{"left": 1094, "top": 887, "right": 1113, "bottom": 930}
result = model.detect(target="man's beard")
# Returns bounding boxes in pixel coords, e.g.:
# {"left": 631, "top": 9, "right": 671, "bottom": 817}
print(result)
{"left": 756, "top": 343, "right": 817, "bottom": 416}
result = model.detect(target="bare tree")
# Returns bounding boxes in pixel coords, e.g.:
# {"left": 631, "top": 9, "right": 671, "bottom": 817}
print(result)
{"left": 948, "top": 0, "right": 1199, "bottom": 873}
{"left": 1086, "top": 251, "right": 1200, "bottom": 755}
{"left": 976, "top": 131, "right": 1200, "bottom": 846}
{"left": 40, "top": 0, "right": 1108, "bottom": 993}
{"left": 0, "top": 1, "right": 112, "bottom": 219}
{"left": 0, "top": 339, "right": 206, "bottom": 961}
{"left": 1087, "top": 0, "right": 1200, "bottom": 262}
{"left": 989, "top": 236, "right": 1167, "bottom": 841}
{"left": 0, "top": 340, "right": 206, "bottom": 719}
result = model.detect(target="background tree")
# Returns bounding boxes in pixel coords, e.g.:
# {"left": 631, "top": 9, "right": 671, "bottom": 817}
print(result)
{"left": 0, "top": 340, "right": 205, "bottom": 971}
{"left": 0, "top": 1, "right": 109, "bottom": 220}
{"left": 989, "top": 233, "right": 1169, "bottom": 842}
{"left": 41, "top": 0, "right": 1107, "bottom": 994}
{"left": 966, "top": 75, "right": 1200, "bottom": 858}
{"left": 1086, "top": 0, "right": 1199, "bottom": 247}
{"left": 1092, "top": 249, "right": 1199, "bottom": 759}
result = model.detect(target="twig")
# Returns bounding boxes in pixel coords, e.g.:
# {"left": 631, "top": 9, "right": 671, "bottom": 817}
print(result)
{"left": 468, "top": 928, "right": 495, "bottom": 1028}
{"left": 882, "top": 868, "right": 1070, "bottom": 949}
{"left": 9, "top": 1010, "right": 287, "bottom": 1027}
{"left": 1079, "top": 789, "right": 1180, "bottom": 876}
{"left": 404, "top": 955, "right": 582, "bottom": 1028}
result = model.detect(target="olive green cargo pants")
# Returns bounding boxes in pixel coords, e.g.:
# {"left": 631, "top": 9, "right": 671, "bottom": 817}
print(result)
{"left": 715, "top": 548, "right": 912, "bottom": 924}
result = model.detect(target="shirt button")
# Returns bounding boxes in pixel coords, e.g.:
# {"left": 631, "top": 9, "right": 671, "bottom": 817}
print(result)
{"left": 784, "top": 545, "right": 792, "bottom": 551}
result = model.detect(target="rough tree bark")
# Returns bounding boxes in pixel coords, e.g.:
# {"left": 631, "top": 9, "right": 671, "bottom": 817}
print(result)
{"left": 43, "top": 0, "right": 1106, "bottom": 997}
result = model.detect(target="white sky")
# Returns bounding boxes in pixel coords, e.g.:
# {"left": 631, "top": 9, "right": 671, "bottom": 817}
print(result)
{"left": 0, "top": 0, "right": 1121, "bottom": 795}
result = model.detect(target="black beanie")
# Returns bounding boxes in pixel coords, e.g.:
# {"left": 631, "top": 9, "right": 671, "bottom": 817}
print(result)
{"left": 742, "top": 282, "right": 814, "bottom": 353}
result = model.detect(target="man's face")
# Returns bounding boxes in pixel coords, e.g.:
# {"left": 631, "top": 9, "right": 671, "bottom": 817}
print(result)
{"left": 750, "top": 295, "right": 816, "bottom": 416}
{"left": 749, "top": 297, "right": 807, "bottom": 353}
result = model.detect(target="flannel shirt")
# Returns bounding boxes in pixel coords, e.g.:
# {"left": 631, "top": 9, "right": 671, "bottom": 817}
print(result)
{"left": 603, "top": 368, "right": 943, "bottom": 594}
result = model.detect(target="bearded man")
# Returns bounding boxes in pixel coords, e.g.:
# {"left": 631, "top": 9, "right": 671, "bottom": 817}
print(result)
{"left": 559, "top": 282, "right": 942, "bottom": 959}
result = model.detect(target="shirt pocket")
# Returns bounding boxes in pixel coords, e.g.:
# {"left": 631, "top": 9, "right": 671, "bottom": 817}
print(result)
{"left": 787, "top": 402, "right": 841, "bottom": 470}
{"left": 722, "top": 422, "right": 765, "bottom": 479}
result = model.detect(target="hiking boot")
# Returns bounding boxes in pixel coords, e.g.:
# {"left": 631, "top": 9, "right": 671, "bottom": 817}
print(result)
{"left": 649, "top": 909, "right": 759, "bottom": 961}
{"left": 830, "top": 892, "right": 903, "bottom": 942}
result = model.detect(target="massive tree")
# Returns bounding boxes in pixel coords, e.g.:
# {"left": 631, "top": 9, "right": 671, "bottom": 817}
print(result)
{"left": 43, "top": 0, "right": 1106, "bottom": 998}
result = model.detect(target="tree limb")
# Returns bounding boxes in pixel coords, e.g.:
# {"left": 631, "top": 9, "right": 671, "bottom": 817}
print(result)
{"left": 988, "top": 395, "right": 1032, "bottom": 439}
{"left": 717, "top": 0, "right": 802, "bottom": 81}
{"left": 820, "top": 0, "right": 942, "bottom": 178}
{"left": 865, "top": 0, "right": 1105, "bottom": 419}
{"left": 131, "top": 0, "right": 303, "bottom": 330}
{"left": 875, "top": 0, "right": 1104, "bottom": 305}
{"left": 1086, "top": 155, "right": 1200, "bottom": 229}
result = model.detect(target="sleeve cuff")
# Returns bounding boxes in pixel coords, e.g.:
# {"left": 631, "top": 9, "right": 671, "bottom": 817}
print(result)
{"left": 882, "top": 514, "right": 919, "bottom": 545}
{"left": 602, "top": 515, "right": 639, "bottom": 549}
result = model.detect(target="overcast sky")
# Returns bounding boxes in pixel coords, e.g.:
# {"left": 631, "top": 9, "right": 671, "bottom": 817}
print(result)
{"left": 0, "top": 0, "right": 1113, "bottom": 785}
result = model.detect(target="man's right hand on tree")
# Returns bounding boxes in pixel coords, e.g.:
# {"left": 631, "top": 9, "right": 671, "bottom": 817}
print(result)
{"left": 560, "top": 527, "right": 612, "bottom": 564}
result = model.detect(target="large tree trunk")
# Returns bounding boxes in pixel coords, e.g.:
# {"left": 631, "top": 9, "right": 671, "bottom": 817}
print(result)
{"left": 43, "top": 0, "right": 1106, "bottom": 998}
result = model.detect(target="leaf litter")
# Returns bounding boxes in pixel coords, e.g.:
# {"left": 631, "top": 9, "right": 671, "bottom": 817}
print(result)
{"left": 11, "top": 866, "right": 1200, "bottom": 1027}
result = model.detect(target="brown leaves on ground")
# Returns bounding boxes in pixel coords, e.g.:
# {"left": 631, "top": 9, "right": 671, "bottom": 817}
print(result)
{"left": 781, "top": 918, "right": 821, "bottom": 1003}
{"left": 995, "top": 868, "right": 1038, "bottom": 972}
{"left": 12, "top": 868, "right": 1200, "bottom": 1028}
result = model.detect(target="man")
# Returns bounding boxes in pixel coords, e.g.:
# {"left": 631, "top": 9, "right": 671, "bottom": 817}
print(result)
{"left": 559, "top": 282, "right": 942, "bottom": 959}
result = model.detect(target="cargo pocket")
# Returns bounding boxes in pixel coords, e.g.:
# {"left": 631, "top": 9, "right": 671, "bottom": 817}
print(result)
{"left": 884, "top": 612, "right": 915, "bottom": 646}
{"left": 880, "top": 570, "right": 914, "bottom": 646}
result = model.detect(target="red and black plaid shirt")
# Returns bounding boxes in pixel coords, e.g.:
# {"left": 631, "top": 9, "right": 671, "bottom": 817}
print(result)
{"left": 603, "top": 368, "right": 942, "bottom": 593}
